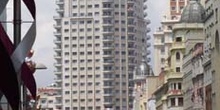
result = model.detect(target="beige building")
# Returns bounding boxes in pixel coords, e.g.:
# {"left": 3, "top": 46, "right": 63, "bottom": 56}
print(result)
{"left": 37, "top": 84, "right": 61, "bottom": 110}
{"left": 203, "top": 0, "right": 213, "bottom": 108}
{"left": 179, "top": 1, "right": 206, "bottom": 109}
{"left": 153, "top": 19, "right": 178, "bottom": 76}
{"left": 183, "top": 43, "right": 205, "bottom": 110}
{"left": 154, "top": 1, "right": 206, "bottom": 110}
{"left": 204, "top": 0, "right": 220, "bottom": 109}
{"left": 54, "top": 0, "right": 148, "bottom": 110}
{"left": 153, "top": 0, "right": 188, "bottom": 76}
{"left": 132, "top": 55, "right": 157, "bottom": 110}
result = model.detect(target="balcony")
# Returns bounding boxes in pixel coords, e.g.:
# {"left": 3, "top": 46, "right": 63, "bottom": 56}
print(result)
{"left": 103, "top": 45, "right": 114, "bottom": 50}
{"left": 133, "top": 75, "right": 147, "bottom": 81}
{"left": 103, "top": 6, "right": 114, "bottom": 10}
{"left": 167, "top": 72, "right": 183, "bottom": 80}
{"left": 170, "top": 42, "right": 185, "bottom": 51}
{"left": 143, "top": 4, "right": 147, "bottom": 10}
{"left": 56, "top": 8, "right": 64, "bottom": 14}
{"left": 102, "top": 0, "right": 113, "bottom": 2}
{"left": 54, "top": 55, "right": 61, "bottom": 59}
{"left": 147, "top": 42, "right": 151, "bottom": 47}
{"left": 146, "top": 35, "right": 151, "bottom": 40}
{"left": 103, "top": 85, "right": 114, "bottom": 89}
{"left": 147, "top": 57, "right": 151, "bottom": 62}
{"left": 146, "top": 50, "right": 151, "bottom": 55}
{"left": 54, "top": 39, "right": 61, "bottom": 44}
{"left": 54, "top": 71, "right": 62, "bottom": 75}
{"left": 53, "top": 16, "right": 62, "bottom": 21}
{"left": 103, "top": 68, "right": 114, "bottom": 72}
{"left": 146, "top": 27, "right": 151, "bottom": 33}
{"left": 167, "top": 89, "right": 183, "bottom": 96}
{"left": 103, "top": 53, "right": 114, "bottom": 58}
{"left": 154, "top": 42, "right": 163, "bottom": 46}
{"left": 127, "top": 7, "right": 134, "bottom": 12}
{"left": 128, "top": 22, "right": 136, "bottom": 28}
{"left": 145, "top": 19, "right": 151, "bottom": 25}
{"left": 54, "top": 24, "right": 61, "bottom": 29}
{"left": 103, "top": 30, "right": 114, "bottom": 34}
{"left": 144, "top": 12, "right": 148, "bottom": 17}
{"left": 103, "top": 37, "right": 114, "bottom": 42}
{"left": 127, "top": 14, "right": 135, "bottom": 18}
{"left": 128, "top": 0, "right": 135, "bottom": 4}
{"left": 128, "top": 30, "right": 136, "bottom": 35}
{"left": 102, "top": 13, "right": 113, "bottom": 18}
{"left": 56, "top": 0, "right": 64, "bottom": 6}
{"left": 103, "top": 60, "right": 114, "bottom": 65}
{"left": 54, "top": 32, "right": 61, "bottom": 37}
{"left": 103, "top": 93, "right": 114, "bottom": 96}
{"left": 54, "top": 79, "right": 62, "bottom": 83}
{"left": 103, "top": 77, "right": 114, "bottom": 81}
{"left": 54, "top": 47, "right": 62, "bottom": 52}
{"left": 54, "top": 63, "right": 62, "bottom": 67}
{"left": 103, "top": 22, "right": 114, "bottom": 27}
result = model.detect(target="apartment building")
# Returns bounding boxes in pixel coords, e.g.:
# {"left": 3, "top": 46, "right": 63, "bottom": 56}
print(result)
{"left": 54, "top": 0, "right": 147, "bottom": 110}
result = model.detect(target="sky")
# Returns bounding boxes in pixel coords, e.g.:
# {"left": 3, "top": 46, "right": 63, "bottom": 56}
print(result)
{"left": 8, "top": 0, "right": 167, "bottom": 87}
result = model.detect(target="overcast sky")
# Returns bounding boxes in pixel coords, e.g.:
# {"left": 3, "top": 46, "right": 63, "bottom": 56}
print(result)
{"left": 18, "top": 0, "right": 168, "bottom": 87}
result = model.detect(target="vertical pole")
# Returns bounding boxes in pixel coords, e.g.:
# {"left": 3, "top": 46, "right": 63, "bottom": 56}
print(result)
{"left": 13, "top": 0, "right": 23, "bottom": 110}
{"left": 14, "top": 0, "right": 21, "bottom": 46}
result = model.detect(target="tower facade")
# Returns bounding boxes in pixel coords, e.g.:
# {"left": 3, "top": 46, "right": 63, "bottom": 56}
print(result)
{"left": 54, "top": 0, "right": 146, "bottom": 110}
{"left": 153, "top": 0, "right": 188, "bottom": 76}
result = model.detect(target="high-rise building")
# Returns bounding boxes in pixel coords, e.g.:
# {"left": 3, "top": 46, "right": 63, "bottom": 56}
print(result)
{"left": 53, "top": 0, "right": 147, "bottom": 110}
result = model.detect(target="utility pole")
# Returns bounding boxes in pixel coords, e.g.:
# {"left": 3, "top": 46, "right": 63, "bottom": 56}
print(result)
{"left": 13, "top": 0, "right": 24, "bottom": 110}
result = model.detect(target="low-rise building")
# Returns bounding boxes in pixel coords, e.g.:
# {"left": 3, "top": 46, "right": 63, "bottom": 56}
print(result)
{"left": 37, "top": 84, "right": 61, "bottom": 110}
{"left": 133, "top": 55, "right": 157, "bottom": 110}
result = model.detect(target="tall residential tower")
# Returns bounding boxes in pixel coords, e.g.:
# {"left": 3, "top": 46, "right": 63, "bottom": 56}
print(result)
{"left": 54, "top": 0, "right": 147, "bottom": 110}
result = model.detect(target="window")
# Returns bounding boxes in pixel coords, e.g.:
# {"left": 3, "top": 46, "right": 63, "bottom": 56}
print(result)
{"left": 94, "top": 4, "right": 99, "bottom": 8}
{"left": 95, "top": 12, "right": 99, "bottom": 16}
{"left": 161, "top": 58, "right": 165, "bottom": 64}
{"left": 64, "top": 29, "right": 69, "bottom": 33}
{"left": 176, "top": 52, "right": 180, "bottom": 61}
{"left": 88, "top": 5, "right": 92, "bottom": 8}
{"left": 176, "top": 37, "right": 182, "bottom": 42}
{"left": 216, "top": 8, "right": 218, "bottom": 23}
{"left": 72, "top": 29, "right": 76, "bottom": 32}
{"left": 215, "top": 31, "right": 219, "bottom": 52}
{"left": 161, "top": 47, "right": 165, "bottom": 54}
{"left": 171, "top": 6, "right": 176, "bottom": 10}
{"left": 65, "top": 99, "right": 70, "bottom": 103}
{"left": 178, "top": 83, "right": 182, "bottom": 90}
{"left": 65, "top": 107, "right": 70, "bottom": 110}
{"left": 95, "top": 20, "right": 99, "bottom": 24}
{"left": 79, "top": 21, "right": 84, "bottom": 24}
{"left": 178, "top": 98, "right": 183, "bottom": 106}
{"left": 65, "top": 91, "right": 70, "bottom": 94}
{"left": 171, "top": 98, "right": 175, "bottom": 106}
{"left": 64, "top": 21, "right": 69, "bottom": 25}
{"left": 176, "top": 67, "right": 180, "bottom": 72}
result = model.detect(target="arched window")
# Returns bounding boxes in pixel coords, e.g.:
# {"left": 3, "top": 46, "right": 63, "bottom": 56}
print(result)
{"left": 215, "top": 31, "right": 219, "bottom": 52}
{"left": 176, "top": 52, "right": 180, "bottom": 61}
